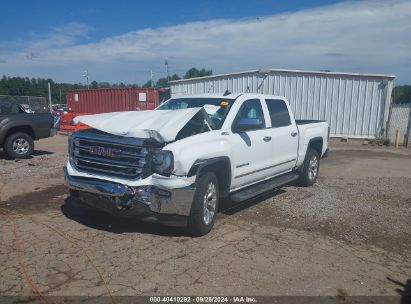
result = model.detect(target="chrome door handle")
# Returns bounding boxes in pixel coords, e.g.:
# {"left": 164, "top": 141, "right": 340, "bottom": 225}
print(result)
{"left": 291, "top": 131, "right": 298, "bottom": 137}
{"left": 263, "top": 136, "right": 272, "bottom": 142}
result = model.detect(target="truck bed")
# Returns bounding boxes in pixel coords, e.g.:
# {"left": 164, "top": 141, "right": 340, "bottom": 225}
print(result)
{"left": 295, "top": 119, "right": 327, "bottom": 125}
{"left": 295, "top": 120, "right": 329, "bottom": 166}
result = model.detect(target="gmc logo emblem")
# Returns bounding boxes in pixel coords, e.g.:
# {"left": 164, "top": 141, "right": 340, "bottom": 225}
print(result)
{"left": 89, "top": 146, "right": 121, "bottom": 158}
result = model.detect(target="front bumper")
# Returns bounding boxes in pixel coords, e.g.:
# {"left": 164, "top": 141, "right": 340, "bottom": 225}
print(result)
{"left": 63, "top": 167, "right": 195, "bottom": 222}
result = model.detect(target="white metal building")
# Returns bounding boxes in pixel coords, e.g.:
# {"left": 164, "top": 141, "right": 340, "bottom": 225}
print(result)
{"left": 170, "top": 69, "right": 395, "bottom": 138}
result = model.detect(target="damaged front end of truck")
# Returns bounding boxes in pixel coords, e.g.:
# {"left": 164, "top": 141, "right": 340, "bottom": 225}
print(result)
{"left": 64, "top": 107, "right": 214, "bottom": 225}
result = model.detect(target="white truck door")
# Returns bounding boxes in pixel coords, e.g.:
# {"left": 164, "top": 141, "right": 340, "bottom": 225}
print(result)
{"left": 263, "top": 98, "right": 299, "bottom": 176}
{"left": 228, "top": 98, "right": 278, "bottom": 189}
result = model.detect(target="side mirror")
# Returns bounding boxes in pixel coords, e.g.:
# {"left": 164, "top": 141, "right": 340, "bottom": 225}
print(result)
{"left": 233, "top": 118, "right": 263, "bottom": 132}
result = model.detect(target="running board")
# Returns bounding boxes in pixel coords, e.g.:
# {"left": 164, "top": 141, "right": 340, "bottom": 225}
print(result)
{"left": 230, "top": 173, "right": 299, "bottom": 202}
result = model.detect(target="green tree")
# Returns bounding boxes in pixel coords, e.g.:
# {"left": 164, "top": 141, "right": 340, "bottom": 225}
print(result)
{"left": 156, "top": 77, "right": 169, "bottom": 88}
{"left": 393, "top": 85, "right": 411, "bottom": 103}
{"left": 170, "top": 74, "right": 181, "bottom": 81}
{"left": 184, "top": 67, "right": 212, "bottom": 79}
{"left": 128, "top": 83, "right": 140, "bottom": 88}
{"left": 142, "top": 80, "right": 153, "bottom": 88}
{"left": 98, "top": 82, "right": 111, "bottom": 88}
{"left": 0, "top": 68, "right": 212, "bottom": 103}
{"left": 156, "top": 74, "right": 181, "bottom": 87}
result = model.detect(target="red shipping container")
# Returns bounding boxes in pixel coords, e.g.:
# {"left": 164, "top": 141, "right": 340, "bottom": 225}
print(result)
{"left": 66, "top": 87, "right": 160, "bottom": 114}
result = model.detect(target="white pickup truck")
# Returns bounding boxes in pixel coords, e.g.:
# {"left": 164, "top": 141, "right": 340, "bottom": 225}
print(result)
{"left": 64, "top": 93, "right": 329, "bottom": 235}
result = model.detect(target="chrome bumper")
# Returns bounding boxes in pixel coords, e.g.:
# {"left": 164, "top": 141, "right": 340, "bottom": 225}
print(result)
{"left": 63, "top": 167, "right": 195, "bottom": 217}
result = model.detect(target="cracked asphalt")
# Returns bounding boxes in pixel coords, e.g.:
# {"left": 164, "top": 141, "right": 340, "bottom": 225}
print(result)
{"left": 0, "top": 136, "right": 410, "bottom": 299}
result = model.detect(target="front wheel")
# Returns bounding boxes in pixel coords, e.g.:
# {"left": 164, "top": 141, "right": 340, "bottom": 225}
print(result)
{"left": 4, "top": 132, "right": 34, "bottom": 159}
{"left": 187, "top": 172, "right": 219, "bottom": 236}
{"left": 298, "top": 148, "right": 320, "bottom": 187}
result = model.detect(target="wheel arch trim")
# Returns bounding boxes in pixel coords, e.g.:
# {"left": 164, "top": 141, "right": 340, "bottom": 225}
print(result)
{"left": 188, "top": 156, "right": 232, "bottom": 197}
{"left": 1, "top": 124, "right": 36, "bottom": 143}
{"left": 307, "top": 136, "right": 324, "bottom": 156}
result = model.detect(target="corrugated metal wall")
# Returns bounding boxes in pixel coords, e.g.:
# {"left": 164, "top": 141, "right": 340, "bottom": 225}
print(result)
{"left": 388, "top": 104, "right": 411, "bottom": 144}
{"left": 170, "top": 70, "right": 395, "bottom": 138}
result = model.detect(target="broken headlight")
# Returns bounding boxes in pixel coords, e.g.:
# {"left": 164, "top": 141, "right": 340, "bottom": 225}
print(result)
{"left": 151, "top": 150, "right": 174, "bottom": 175}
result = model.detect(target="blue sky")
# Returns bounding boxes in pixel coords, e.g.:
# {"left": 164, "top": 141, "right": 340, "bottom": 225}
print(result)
{"left": 1, "top": 0, "right": 343, "bottom": 42}
{"left": 1, "top": 0, "right": 410, "bottom": 84}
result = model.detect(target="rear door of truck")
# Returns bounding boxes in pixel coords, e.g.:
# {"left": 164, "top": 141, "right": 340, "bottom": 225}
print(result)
{"left": 262, "top": 98, "right": 299, "bottom": 176}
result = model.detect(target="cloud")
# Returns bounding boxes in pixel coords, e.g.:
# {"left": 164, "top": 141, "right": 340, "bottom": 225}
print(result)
{"left": 29, "top": 22, "right": 94, "bottom": 51}
{"left": 0, "top": 0, "right": 410, "bottom": 84}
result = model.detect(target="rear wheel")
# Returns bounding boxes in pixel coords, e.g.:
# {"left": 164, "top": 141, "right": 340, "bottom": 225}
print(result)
{"left": 298, "top": 148, "right": 320, "bottom": 187}
{"left": 187, "top": 172, "right": 219, "bottom": 236}
{"left": 4, "top": 133, "right": 34, "bottom": 159}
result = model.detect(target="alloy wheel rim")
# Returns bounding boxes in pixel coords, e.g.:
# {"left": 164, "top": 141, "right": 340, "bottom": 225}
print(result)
{"left": 12, "top": 138, "right": 29, "bottom": 155}
{"left": 308, "top": 155, "right": 318, "bottom": 181}
{"left": 203, "top": 181, "right": 217, "bottom": 225}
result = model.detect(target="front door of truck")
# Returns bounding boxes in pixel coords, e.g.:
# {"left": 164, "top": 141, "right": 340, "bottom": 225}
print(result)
{"left": 228, "top": 98, "right": 277, "bottom": 189}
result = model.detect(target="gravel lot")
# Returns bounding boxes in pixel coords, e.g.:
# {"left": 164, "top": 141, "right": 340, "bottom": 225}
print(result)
{"left": 0, "top": 135, "right": 410, "bottom": 300}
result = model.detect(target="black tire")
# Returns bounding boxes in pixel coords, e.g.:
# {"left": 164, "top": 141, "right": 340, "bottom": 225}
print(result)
{"left": 69, "top": 189, "right": 80, "bottom": 198}
{"left": 2, "top": 146, "right": 10, "bottom": 158}
{"left": 4, "top": 132, "right": 34, "bottom": 159}
{"left": 187, "top": 172, "right": 219, "bottom": 236}
{"left": 298, "top": 148, "right": 320, "bottom": 187}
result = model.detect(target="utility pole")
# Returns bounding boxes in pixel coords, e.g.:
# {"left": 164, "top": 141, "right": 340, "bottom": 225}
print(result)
{"left": 83, "top": 70, "right": 89, "bottom": 89}
{"left": 47, "top": 82, "right": 52, "bottom": 113}
{"left": 150, "top": 70, "right": 154, "bottom": 88}
{"left": 165, "top": 57, "right": 170, "bottom": 82}
{"left": 406, "top": 96, "right": 411, "bottom": 147}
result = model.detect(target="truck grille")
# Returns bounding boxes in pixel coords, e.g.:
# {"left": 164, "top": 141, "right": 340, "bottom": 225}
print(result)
{"left": 71, "top": 133, "right": 149, "bottom": 180}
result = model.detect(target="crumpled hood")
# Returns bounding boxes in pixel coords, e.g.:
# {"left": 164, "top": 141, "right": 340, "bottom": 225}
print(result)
{"left": 74, "top": 108, "right": 202, "bottom": 143}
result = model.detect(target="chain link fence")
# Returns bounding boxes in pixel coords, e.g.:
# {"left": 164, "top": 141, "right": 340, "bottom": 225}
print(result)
{"left": 387, "top": 104, "right": 411, "bottom": 146}
{"left": 0, "top": 95, "right": 49, "bottom": 113}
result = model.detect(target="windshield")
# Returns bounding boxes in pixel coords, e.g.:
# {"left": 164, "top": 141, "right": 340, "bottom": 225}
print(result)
{"left": 157, "top": 98, "right": 234, "bottom": 129}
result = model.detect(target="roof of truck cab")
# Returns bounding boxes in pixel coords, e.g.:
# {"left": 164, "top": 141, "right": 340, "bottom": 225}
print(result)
{"left": 169, "top": 93, "right": 289, "bottom": 101}
{"left": 170, "top": 93, "right": 243, "bottom": 100}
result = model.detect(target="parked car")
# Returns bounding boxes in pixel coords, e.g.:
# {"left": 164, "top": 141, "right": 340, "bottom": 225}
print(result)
{"left": 64, "top": 93, "right": 329, "bottom": 235}
{"left": 0, "top": 100, "right": 54, "bottom": 159}
{"left": 52, "top": 105, "right": 69, "bottom": 116}
{"left": 19, "top": 104, "right": 35, "bottom": 113}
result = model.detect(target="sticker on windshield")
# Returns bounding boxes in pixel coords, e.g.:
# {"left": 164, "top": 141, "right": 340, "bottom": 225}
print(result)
{"left": 220, "top": 101, "right": 229, "bottom": 106}
{"left": 203, "top": 104, "right": 221, "bottom": 115}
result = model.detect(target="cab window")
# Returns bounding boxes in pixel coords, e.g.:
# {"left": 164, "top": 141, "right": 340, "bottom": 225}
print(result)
{"left": 232, "top": 99, "right": 265, "bottom": 132}
{"left": 0, "top": 102, "right": 21, "bottom": 114}
{"left": 265, "top": 99, "right": 291, "bottom": 128}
